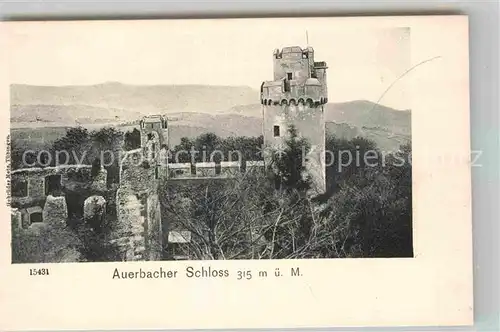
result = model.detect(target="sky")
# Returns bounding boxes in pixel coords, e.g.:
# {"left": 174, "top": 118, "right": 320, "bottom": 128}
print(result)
{"left": 6, "top": 19, "right": 411, "bottom": 110}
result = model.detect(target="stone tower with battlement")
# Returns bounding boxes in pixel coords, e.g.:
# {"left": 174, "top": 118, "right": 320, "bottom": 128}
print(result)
{"left": 261, "top": 46, "right": 328, "bottom": 193}
{"left": 114, "top": 115, "right": 169, "bottom": 261}
{"left": 139, "top": 114, "right": 169, "bottom": 180}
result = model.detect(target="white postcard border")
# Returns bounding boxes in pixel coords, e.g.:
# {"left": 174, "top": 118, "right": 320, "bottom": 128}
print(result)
{"left": 0, "top": 15, "right": 472, "bottom": 330}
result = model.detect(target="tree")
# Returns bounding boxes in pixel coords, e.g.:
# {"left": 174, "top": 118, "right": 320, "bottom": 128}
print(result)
{"left": 160, "top": 132, "right": 413, "bottom": 260}
{"left": 161, "top": 129, "right": 320, "bottom": 260}
{"left": 169, "top": 134, "right": 264, "bottom": 164}
{"left": 124, "top": 128, "right": 141, "bottom": 151}
{"left": 194, "top": 132, "right": 221, "bottom": 162}
{"left": 325, "top": 135, "right": 380, "bottom": 196}
{"left": 220, "top": 135, "right": 264, "bottom": 162}
{"left": 316, "top": 141, "right": 413, "bottom": 258}
{"left": 8, "top": 135, "right": 23, "bottom": 170}
{"left": 269, "top": 125, "right": 312, "bottom": 193}
{"left": 90, "top": 127, "right": 124, "bottom": 184}
{"left": 160, "top": 172, "right": 274, "bottom": 260}
{"left": 170, "top": 137, "right": 194, "bottom": 163}
{"left": 51, "top": 127, "right": 92, "bottom": 165}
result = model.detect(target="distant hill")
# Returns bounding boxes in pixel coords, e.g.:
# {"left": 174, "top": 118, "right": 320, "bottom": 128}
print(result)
{"left": 10, "top": 83, "right": 410, "bottom": 152}
{"left": 325, "top": 100, "right": 411, "bottom": 136}
{"left": 325, "top": 122, "right": 410, "bottom": 152}
{"left": 11, "top": 82, "right": 259, "bottom": 114}
{"left": 10, "top": 104, "right": 143, "bottom": 127}
{"left": 228, "top": 100, "right": 411, "bottom": 134}
{"left": 119, "top": 113, "right": 263, "bottom": 147}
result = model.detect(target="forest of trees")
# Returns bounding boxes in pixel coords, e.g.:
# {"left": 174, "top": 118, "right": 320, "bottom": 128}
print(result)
{"left": 10, "top": 126, "right": 124, "bottom": 184}
{"left": 10, "top": 124, "right": 412, "bottom": 262}
{"left": 161, "top": 127, "right": 413, "bottom": 259}
{"left": 168, "top": 133, "right": 263, "bottom": 163}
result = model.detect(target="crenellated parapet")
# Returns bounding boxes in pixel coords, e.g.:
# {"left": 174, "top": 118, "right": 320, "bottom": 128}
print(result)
{"left": 167, "top": 160, "right": 265, "bottom": 179}
{"left": 262, "top": 46, "right": 328, "bottom": 108}
{"left": 260, "top": 79, "right": 328, "bottom": 106}
{"left": 261, "top": 96, "right": 328, "bottom": 106}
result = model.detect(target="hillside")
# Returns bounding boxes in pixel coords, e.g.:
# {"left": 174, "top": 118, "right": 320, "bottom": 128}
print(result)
{"left": 118, "top": 113, "right": 262, "bottom": 146}
{"left": 228, "top": 100, "right": 411, "bottom": 133}
{"left": 325, "top": 122, "right": 410, "bottom": 152}
{"left": 10, "top": 83, "right": 410, "bottom": 152}
{"left": 11, "top": 104, "right": 143, "bottom": 127}
{"left": 325, "top": 100, "right": 411, "bottom": 135}
{"left": 11, "top": 82, "right": 259, "bottom": 114}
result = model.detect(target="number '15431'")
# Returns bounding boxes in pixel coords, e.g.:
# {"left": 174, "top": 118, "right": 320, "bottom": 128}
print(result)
{"left": 29, "top": 268, "right": 49, "bottom": 276}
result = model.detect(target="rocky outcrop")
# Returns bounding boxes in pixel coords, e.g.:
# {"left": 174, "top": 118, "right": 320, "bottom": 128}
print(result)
{"left": 42, "top": 195, "right": 68, "bottom": 224}
{"left": 91, "top": 167, "right": 107, "bottom": 192}
{"left": 83, "top": 195, "right": 106, "bottom": 230}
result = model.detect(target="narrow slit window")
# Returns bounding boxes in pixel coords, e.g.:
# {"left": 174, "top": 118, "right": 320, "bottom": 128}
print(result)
{"left": 284, "top": 80, "right": 290, "bottom": 92}
{"left": 273, "top": 125, "right": 280, "bottom": 137}
{"left": 287, "top": 72, "right": 293, "bottom": 80}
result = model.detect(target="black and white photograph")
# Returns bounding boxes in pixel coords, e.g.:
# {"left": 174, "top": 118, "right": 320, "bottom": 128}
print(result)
{"left": 7, "top": 22, "right": 414, "bottom": 263}
{"left": 0, "top": 16, "right": 475, "bottom": 331}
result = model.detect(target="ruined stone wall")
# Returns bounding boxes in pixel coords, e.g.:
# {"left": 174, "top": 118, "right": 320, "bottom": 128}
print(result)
{"left": 114, "top": 115, "right": 269, "bottom": 261}
{"left": 10, "top": 165, "right": 109, "bottom": 230}
{"left": 146, "top": 193, "right": 162, "bottom": 260}
{"left": 167, "top": 161, "right": 264, "bottom": 179}
{"left": 114, "top": 188, "right": 162, "bottom": 261}
{"left": 119, "top": 149, "right": 156, "bottom": 193}
{"left": 115, "top": 148, "right": 163, "bottom": 261}
{"left": 11, "top": 208, "right": 22, "bottom": 230}
{"left": 219, "top": 162, "right": 241, "bottom": 177}
{"left": 168, "top": 163, "right": 192, "bottom": 178}
{"left": 10, "top": 165, "right": 96, "bottom": 208}
{"left": 196, "top": 162, "right": 217, "bottom": 177}
{"left": 43, "top": 195, "right": 69, "bottom": 224}
{"left": 114, "top": 188, "right": 145, "bottom": 260}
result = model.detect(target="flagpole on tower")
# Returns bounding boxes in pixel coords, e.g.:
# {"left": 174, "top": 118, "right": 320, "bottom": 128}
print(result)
{"left": 306, "top": 30, "right": 309, "bottom": 47}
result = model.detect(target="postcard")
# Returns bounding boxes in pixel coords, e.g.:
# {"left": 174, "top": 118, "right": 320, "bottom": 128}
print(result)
{"left": 0, "top": 16, "right": 473, "bottom": 330}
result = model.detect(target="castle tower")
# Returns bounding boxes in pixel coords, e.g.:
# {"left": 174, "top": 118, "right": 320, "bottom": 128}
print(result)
{"left": 261, "top": 46, "right": 328, "bottom": 193}
{"left": 139, "top": 115, "right": 169, "bottom": 180}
